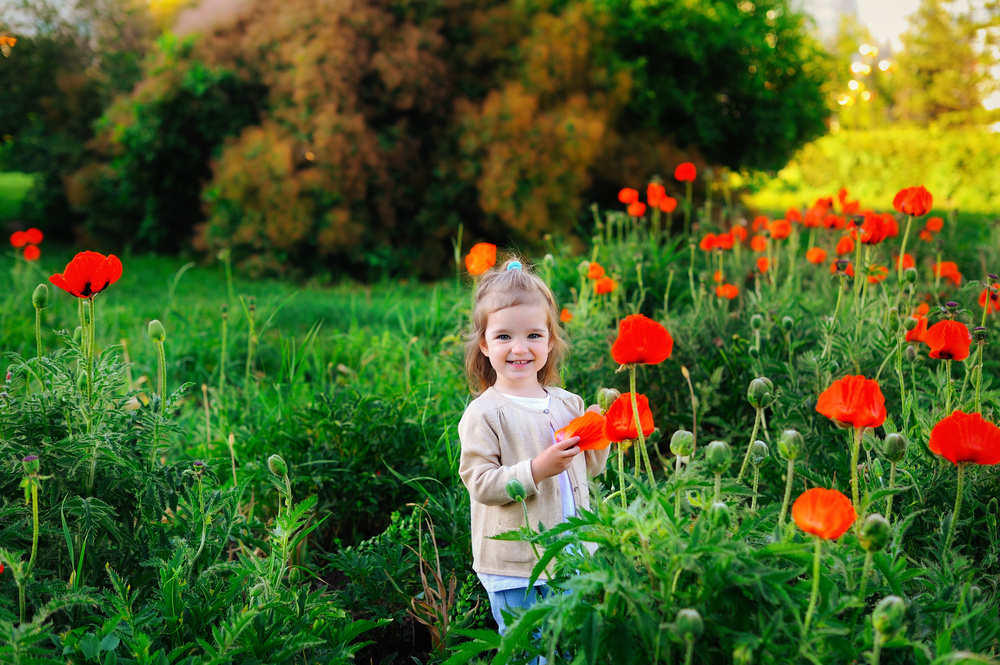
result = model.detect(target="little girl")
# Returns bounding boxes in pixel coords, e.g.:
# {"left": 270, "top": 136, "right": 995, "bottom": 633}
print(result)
{"left": 458, "top": 258, "right": 610, "bottom": 636}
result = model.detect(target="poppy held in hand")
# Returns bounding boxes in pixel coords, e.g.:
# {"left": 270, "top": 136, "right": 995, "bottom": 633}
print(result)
{"left": 465, "top": 243, "right": 497, "bottom": 276}
{"left": 892, "top": 185, "right": 933, "bottom": 216}
{"left": 605, "top": 393, "right": 655, "bottom": 442}
{"left": 792, "top": 487, "right": 857, "bottom": 540}
{"left": 924, "top": 320, "right": 972, "bottom": 360}
{"left": 674, "top": 162, "right": 697, "bottom": 182}
{"left": 816, "top": 375, "right": 887, "bottom": 429}
{"left": 49, "top": 251, "right": 123, "bottom": 299}
{"left": 611, "top": 313, "right": 673, "bottom": 365}
{"left": 929, "top": 410, "right": 1000, "bottom": 466}
{"left": 555, "top": 411, "right": 611, "bottom": 451}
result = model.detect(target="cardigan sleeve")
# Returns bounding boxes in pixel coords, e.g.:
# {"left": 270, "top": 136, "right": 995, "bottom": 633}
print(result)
{"left": 458, "top": 404, "right": 539, "bottom": 506}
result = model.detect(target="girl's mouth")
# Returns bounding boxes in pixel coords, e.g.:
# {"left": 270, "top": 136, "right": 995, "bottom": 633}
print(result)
{"left": 508, "top": 360, "right": 531, "bottom": 366}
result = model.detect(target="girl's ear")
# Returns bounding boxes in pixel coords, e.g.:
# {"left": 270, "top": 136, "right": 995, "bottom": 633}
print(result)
{"left": 480, "top": 337, "right": 490, "bottom": 357}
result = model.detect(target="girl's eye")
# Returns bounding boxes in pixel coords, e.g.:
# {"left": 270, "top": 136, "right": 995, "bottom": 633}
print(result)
{"left": 528, "top": 333, "right": 543, "bottom": 339}
{"left": 497, "top": 334, "right": 510, "bottom": 340}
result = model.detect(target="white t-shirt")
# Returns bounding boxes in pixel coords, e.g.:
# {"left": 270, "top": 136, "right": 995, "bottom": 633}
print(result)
{"left": 478, "top": 391, "right": 576, "bottom": 593}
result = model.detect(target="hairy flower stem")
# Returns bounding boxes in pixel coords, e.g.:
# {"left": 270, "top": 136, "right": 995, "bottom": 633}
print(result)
{"left": 35, "top": 307, "right": 43, "bottom": 360}
{"left": 871, "top": 631, "right": 883, "bottom": 665}
{"left": 975, "top": 343, "right": 985, "bottom": 414}
{"left": 850, "top": 427, "right": 863, "bottom": 523}
{"left": 683, "top": 640, "right": 695, "bottom": 665}
{"left": 683, "top": 181, "right": 693, "bottom": 237}
{"left": 28, "top": 479, "right": 39, "bottom": 575}
{"left": 688, "top": 243, "right": 699, "bottom": 316}
{"left": 803, "top": 536, "right": 823, "bottom": 636}
{"left": 674, "top": 454, "right": 683, "bottom": 519}
{"left": 896, "top": 215, "right": 914, "bottom": 288}
{"left": 778, "top": 458, "right": 795, "bottom": 535}
{"left": 886, "top": 461, "right": 898, "bottom": 524}
{"left": 945, "top": 360, "right": 953, "bottom": 415}
{"left": 713, "top": 472, "right": 721, "bottom": 504}
{"left": 822, "top": 278, "right": 846, "bottom": 360}
{"left": 617, "top": 446, "right": 627, "bottom": 509}
{"left": 751, "top": 468, "right": 760, "bottom": 511}
{"left": 737, "top": 407, "right": 762, "bottom": 483}
{"left": 518, "top": 498, "right": 542, "bottom": 562}
{"left": 943, "top": 462, "right": 966, "bottom": 552}
{"left": 629, "top": 366, "right": 655, "bottom": 485}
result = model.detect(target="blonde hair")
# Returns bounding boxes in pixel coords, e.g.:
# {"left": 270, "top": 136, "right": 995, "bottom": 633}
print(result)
{"left": 464, "top": 258, "right": 569, "bottom": 395}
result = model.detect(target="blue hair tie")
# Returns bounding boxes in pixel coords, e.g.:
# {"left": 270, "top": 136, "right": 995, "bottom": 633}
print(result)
{"left": 507, "top": 261, "right": 522, "bottom": 271}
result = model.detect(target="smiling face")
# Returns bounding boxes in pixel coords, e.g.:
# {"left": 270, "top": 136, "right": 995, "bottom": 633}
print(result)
{"left": 480, "top": 303, "right": 553, "bottom": 397}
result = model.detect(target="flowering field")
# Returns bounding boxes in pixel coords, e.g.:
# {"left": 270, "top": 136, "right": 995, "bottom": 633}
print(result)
{"left": 2, "top": 168, "right": 1000, "bottom": 664}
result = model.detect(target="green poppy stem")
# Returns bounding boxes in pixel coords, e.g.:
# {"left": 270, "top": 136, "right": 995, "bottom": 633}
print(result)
{"left": 896, "top": 215, "right": 913, "bottom": 287}
{"left": 778, "top": 457, "right": 795, "bottom": 536}
{"left": 617, "top": 444, "right": 627, "bottom": 509}
{"left": 674, "top": 453, "right": 683, "bottom": 519}
{"left": 803, "top": 535, "right": 823, "bottom": 636}
{"left": 683, "top": 181, "right": 693, "bottom": 237}
{"left": 975, "top": 343, "right": 985, "bottom": 414}
{"left": 737, "top": 407, "right": 762, "bottom": 483}
{"left": 751, "top": 467, "right": 760, "bottom": 512}
{"left": 945, "top": 359, "right": 953, "bottom": 415}
{"left": 943, "top": 462, "right": 966, "bottom": 552}
{"left": 886, "top": 461, "right": 898, "bottom": 524}
{"left": 629, "top": 366, "right": 655, "bottom": 485}
{"left": 850, "top": 426, "right": 863, "bottom": 523}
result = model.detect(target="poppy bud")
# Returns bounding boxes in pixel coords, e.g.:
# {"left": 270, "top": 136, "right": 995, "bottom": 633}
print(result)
{"left": 747, "top": 377, "right": 775, "bottom": 409}
{"left": 990, "top": 274, "right": 999, "bottom": 283}
{"left": 704, "top": 440, "right": 732, "bottom": 474}
{"left": 647, "top": 427, "right": 662, "bottom": 444}
{"left": 750, "top": 314, "right": 764, "bottom": 330}
{"left": 904, "top": 317, "right": 918, "bottom": 331}
{"left": 778, "top": 429, "right": 803, "bottom": 460}
{"left": 781, "top": 316, "right": 794, "bottom": 331}
{"left": 597, "top": 388, "right": 621, "bottom": 412}
{"left": 882, "top": 433, "right": 907, "bottom": 462}
{"left": 836, "top": 259, "right": 849, "bottom": 272}
{"left": 192, "top": 460, "right": 206, "bottom": 475}
{"left": 905, "top": 267, "right": 917, "bottom": 283}
{"left": 748, "top": 346, "right": 760, "bottom": 359}
{"left": 32, "top": 284, "right": 48, "bottom": 310}
{"left": 974, "top": 326, "right": 987, "bottom": 343}
{"left": 267, "top": 454, "right": 288, "bottom": 477}
{"left": 217, "top": 248, "right": 231, "bottom": 262}
{"left": 543, "top": 253, "right": 554, "bottom": 265}
{"left": 577, "top": 260, "right": 591, "bottom": 276}
{"left": 670, "top": 429, "right": 695, "bottom": 457}
{"left": 76, "top": 370, "right": 87, "bottom": 392}
{"left": 22, "top": 454, "right": 40, "bottom": 475}
{"left": 860, "top": 514, "right": 891, "bottom": 552}
{"left": 81, "top": 300, "right": 91, "bottom": 323}
{"left": 749, "top": 440, "right": 769, "bottom": 468}
{"left": 905, "top": 345, "right": 917, "bottom": 362}
{"left": 73, "top": 326, "right": 83, "bottom": 345}
{"left": 505, "top": 479, "right": 527, "bottom": 503}
{"left": 709, "top": 501, "right": 730, "bottom": 528}
{"left": 872, "top": 595, "right": 906, "bottom": 639}
{"left": 871, "top": 457, "right": 884, "bottom": 480}
{"left": 675, "top": 608, "right": 704, "bottom": 642}
{"left": 887, "top": 310, "right": 899, "bottom": 331}
{"left": 249, "top": 581, "right": 266, "bottom": 598}
{"left": 989, "top": 498, "right": 999, "bottom": 515}
{"left": 945, "top": 301, "right": 959, "bottom": 311}
{"left": 862, "top": 427, "right": 876, "bottom": 451}
{"left": 148, "top": 319, "right": 166, "bottom": 343}
{"left": 969, "top": 585, "right": 983, "bottom": 605}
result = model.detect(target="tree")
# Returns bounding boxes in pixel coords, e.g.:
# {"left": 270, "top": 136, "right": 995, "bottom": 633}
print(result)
{"left": 895, "top": 0, "right": 1000, "bottom": 127}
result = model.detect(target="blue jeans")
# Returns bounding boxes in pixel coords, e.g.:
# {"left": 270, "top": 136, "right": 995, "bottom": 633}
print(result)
{"left": 488, "top": 585, "right": 560, "bottom": 665}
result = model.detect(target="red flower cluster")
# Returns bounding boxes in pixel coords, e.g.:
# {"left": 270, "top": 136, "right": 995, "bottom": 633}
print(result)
{"left": 10, "top": 228, "right": 43, "bottom": 261}
{"left": 716, "top": 283, "right": 739, "bottom": 299}
{"left": 618, "top": 182, "right": 679, "bottom": 215}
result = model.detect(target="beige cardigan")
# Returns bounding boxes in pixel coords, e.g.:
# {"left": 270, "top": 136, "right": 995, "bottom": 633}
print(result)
{"left": 458, "top": 386, "right": 611, "bottom": 579}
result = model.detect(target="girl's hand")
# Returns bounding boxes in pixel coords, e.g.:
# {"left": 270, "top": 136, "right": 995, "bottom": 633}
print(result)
{"left": 585, "top": 404, "right": 602, "bottom": 414}
{"left": 531, "top": 436, "right": 581, "bottom": 484}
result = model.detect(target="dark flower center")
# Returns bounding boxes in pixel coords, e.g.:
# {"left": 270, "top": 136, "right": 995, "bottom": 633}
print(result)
{"left": 938, "top": 351, "right": 953, "bottom": 360}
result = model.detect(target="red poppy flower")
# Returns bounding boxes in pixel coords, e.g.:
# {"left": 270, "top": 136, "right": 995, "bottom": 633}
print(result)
{"left": 892, "top": 185, "right": 933, "bottom": 216}
{"left": 10, "top": 231, "right": 27, "bottom": 248}
{"left": 882, "top": 213, "right": 899, "bottom": 238}
{"left": 674, "top": 162, "right": 697, "bottom": 183}
{"left": 647, "top": 183, "right": 666, "bottom": 207}
{"left": 824, "top": 214, "right": 846, "bottom": 230}
{"left": 925, "top": 216, "right": 944, "bottom": 233}
{"left": 713, "top": 269, "right": 723, "bottom": 283}
{"left": 594, "top": 276, "right": 617, "bottom": 295}
{"left": 627, "top": 201, "right": 647, "bottom": 217}
{"left": 858, "top": 212, "right": 888, "bottom": 245}
{"left": 699, "top": 233, "right": 717, "bottom": 251}
{"left": 752, "top": 216, "right": 770, "bottom": 232}
{"left": 715, "top": 283, "right": 739, "bottom": 299}
{"left": 24, "top": 228, "right": 43, "bottom": 245}
{"left": 49, "top": 251, "right": 123, "bottom": 299}
{"left": 928, "top": 410, "right": 1000, "bottom": 466}
{"left": 659, "top": 196, "right": 678, "bottom": 213}
{"left": 803, "top": 207, "right": 824, "bottom": 228}
{"left": 611, "top": 313, "right": 673, "bottom": 365}
{"left": 605, "top": 393, "right": 655, "bottom": 442}
{"left": 560, "top": 308, "right": 573, "bottom": 323}
{"left": 618, "top": 188, "right": 639, "bottom": 204}
{"left": 555, "top": 411, "right": 611, "bottom": 451}
{"left": 465, "top": 242, "right": 497, "bottom": 276}
{"left": 867, "top": 265, "right": 888, "bottom": 284}
{"left": 769, "top": 219, "right": 792, "bottom": 240}
{"left": 924, "top": 320, "right": 972, "bottom": 361}
{"left": 980, "top": 286, "right": 1000, "bottom": 314}
{"left": 916, "top": 302, "right": 930, "bottom": 316}
{"left": 816, "top": 375, "right": 887, "bottom": 429}
{"left": 905, "top": 315, "right": 928, "bottom": 343}
{"left": 897, "top": 253, "right": 915, "bottom": 270}
{"left": 730, "top": 225, "right": 747, "bottom": 242}
{"left": 786, "top": 207, "right": 802, "bottom": 224}
{"left": 933, "top": 261, "right": 962, "bottom": 287}
{"left": 587, "top": 262, "right": 605, "bottom": 280}
{"left": 756, "top": 257, "right": 769, "bottom": 273}
{"left": 835, "top": 235, "right": 855, "bottom": 256}
{"left": 750, "top": 235, "right": 767, "bottom": 252}
{"left": 0, "top": 562, "right": 3, "bottom": 574}
{"left": 918, "top": 230, "right": 934, "bottom": 242}
{"left": 792, "top": 487, "right": 857, "bottom": 540}
{"left": 806, "top": 247, "right": 827, "bottom": 264}
{"left": 714, "top": 232, "right": 734, "bottom": 251}
{"left": 830, "top": 261, "right": 855, "bottom": 277}
{"left": 23, "top": 245, "right": 40, "bottom": 261}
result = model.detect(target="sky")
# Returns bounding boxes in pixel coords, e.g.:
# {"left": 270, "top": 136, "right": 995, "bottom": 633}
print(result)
{"left": 856, "top": 0, "right": 921, "bottom": 50}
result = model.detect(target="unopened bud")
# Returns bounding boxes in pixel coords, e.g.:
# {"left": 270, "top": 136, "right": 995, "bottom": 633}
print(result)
{"left": 969, "top": 585, "right": 983, "bottom": 604}
{"left": 748, "top": 346, "right": 760, "bottom": 359}
{"left": 647, "top": 427, "right": 662, "bottom": 444}
{"left": 988, "top": 498, "right": 999, "bottom": 515}
{"left": 704, "top": 440, "right": 732, "bottom": 474}
{"left": 904, "top": 267, "right": 917, "bottom": 283}
{"left": 747, "top": 377, "right": 775, "bottom": 409}
{"left": 945, "top": 301, "right": 959, "bottom": 311}
{"left": 670, "top": 429, "right": 695, "bottom": 457}
{"left": 32, "top": 284, "right": 48, "bottom": 309}
{"left": 709, "top": 501, "right": 730, "bottom": 528}
{"left": 76, "top": 370, "right": 87, "bottom": 392}
{"left": 904, "top": 316, "right": 918, "bottom": 331}
{"left": 860, "top": 514, "right": 891, "bottom": 552}
{"left": 676, "top": 608, "right": 704, "bottom": 642}
{"left": 147, "top": 319, "right": 166, "bottom": 343}
{"left": 974, "top": 326, "right": 987, "bottom": 343}
{"left": 505, "top": 479, "right": 527, "bottom": 503}
{"left": 905, "top": 345, "right": 917, "bottom": 362}
{"left": 749, "top": 440, "right": 769, "bottom": 468}
{"left": 73, "top": 326, "right": 83, "bottom": 345}
{"left": 882, "top": 433, "right": 907, "bottom": 462}
{"left": 597, "top": 388, "right": 621, "bottom": 412}
{"left": 577, "top": 260, "right": 591, "bottom": 276}
{"left": 781, "top": 316, "right": 794, "bottom": 331}
{"left": 750, "top": 314, "right": 764, "bottom": 330}
{"left": 733, "top": 644, "right": 753, "bottom": 665}
{"left": 872, "top": 595, "right": 906, "bottom": 638}
{"left": 22, "top": 455, "right": 40, "bottom": 475}
{"left": 778, "top": 429, "right": 803, "bottom": 460}
{"left": 267, "top": 454, "right": 288, "bottom": 477}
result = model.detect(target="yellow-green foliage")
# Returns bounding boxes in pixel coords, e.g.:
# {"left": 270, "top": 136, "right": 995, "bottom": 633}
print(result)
{"left": 747, "top": 127, "right": 1000, "bottom": 214}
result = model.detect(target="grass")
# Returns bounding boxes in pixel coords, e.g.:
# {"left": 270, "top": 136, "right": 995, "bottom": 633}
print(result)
{"left": 0, "top": 172, "right": 33, "bottom": 222}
